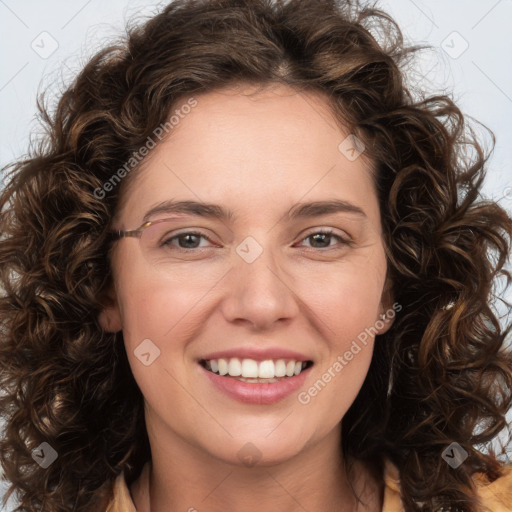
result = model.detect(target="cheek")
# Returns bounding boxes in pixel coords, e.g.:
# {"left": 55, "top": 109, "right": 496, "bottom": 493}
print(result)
{"left": 115, "top": 273, "right": 203, "bottom": 403}
{"left": 299, "top": 258, "right": 386, "bottom": 340}
{"left": 112, "top": 244, "right": 218, "bottom": 339}
{"left": 294, "top": 256, "right": 385, "bottom": 410}
{"left": 118, "top": 273, "right": 203, "bottom": 346}
{"left": 296, "top": 271, "right": 381, "bottom": 422}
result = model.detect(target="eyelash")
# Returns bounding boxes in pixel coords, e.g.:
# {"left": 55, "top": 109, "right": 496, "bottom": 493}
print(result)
{"left": 164, "top": 228, "right": 352, "bottom": 251}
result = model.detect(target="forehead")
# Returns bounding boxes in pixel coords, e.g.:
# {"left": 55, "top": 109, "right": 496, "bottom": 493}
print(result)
{"left": 115, "top": 83, "right": 378, "bottom": 227}
{"left": 163, "top": 83, "right": 355, "bottom": 161}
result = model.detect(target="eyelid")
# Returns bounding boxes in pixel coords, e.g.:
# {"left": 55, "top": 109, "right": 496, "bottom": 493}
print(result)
{"left": 168, "top": 229, "right": 220, "bottom": 246}
{"left": 294, "top": 227, "right": 354, "bottom": 252}
{"left": 297, "top": 227, "right": 352, "bottom": 243}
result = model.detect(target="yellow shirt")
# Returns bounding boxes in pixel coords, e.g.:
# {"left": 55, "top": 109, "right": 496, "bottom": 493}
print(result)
{"left": 106, "top": 459, "right": 512, "bottom": 511}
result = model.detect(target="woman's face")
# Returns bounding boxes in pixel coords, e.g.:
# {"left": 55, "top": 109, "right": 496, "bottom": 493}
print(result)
{"left": 101, "top": 83, "right": 394, "bottom": 466}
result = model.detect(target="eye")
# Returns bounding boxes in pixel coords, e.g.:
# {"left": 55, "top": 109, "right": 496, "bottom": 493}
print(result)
{"left": 162, "top": 231, "right": 215, "bottom": 250}
{"left": 157, "top": 228, "right": 351, "bottom": 252}
{"left": 297, "top": 229, "right": 351, "bottom": 250}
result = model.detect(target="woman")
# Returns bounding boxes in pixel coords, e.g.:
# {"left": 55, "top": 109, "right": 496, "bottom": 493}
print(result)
{"left": 0, "top": 0, "right": 511, "bottom": 511}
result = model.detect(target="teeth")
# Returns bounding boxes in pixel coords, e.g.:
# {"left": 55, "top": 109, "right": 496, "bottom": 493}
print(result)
{"left": 203, "top": 357, "right": 309, "bottom": 379}
{"left": 259, "top": 360, "right": 275, "bottom": 378}
{"left": 237, "top": 377, "right": 281, "bottom": 383}
{"left": 228, "top": 358, "right": 242, "bottom": 377}
{"left": 218, "top": 358, "right": 228, "bottom": 376}
{"left": 241, "top": 358, "right": 259, "bottom": 378}
{"left": 275, "top": 359, "right": 286, "bottom": 377}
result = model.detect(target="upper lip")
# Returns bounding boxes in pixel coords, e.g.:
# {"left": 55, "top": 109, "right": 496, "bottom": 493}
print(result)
{"left": 199, "top": 347, "right": 313, "bottom": 362}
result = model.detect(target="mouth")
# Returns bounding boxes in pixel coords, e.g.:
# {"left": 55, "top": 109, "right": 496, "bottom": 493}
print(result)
{"left": 199, "top": 357, "right": 314, "bottom": 383}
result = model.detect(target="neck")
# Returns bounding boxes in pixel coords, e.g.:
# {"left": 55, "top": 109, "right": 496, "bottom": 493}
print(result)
{"left": 130, "top": 423, "right": 383, "bottom": 512}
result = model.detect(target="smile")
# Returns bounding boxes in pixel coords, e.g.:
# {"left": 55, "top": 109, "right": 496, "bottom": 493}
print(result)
{"left": 200, "top": 357, "right": 313, "bottom": 382}
{"left": 199, "top": 358, "right": 314, "bottom": 404}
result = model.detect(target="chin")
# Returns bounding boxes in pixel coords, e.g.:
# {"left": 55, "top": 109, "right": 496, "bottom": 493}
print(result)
{"left": 205, "top": 435, "right": 308, "bottom": 469}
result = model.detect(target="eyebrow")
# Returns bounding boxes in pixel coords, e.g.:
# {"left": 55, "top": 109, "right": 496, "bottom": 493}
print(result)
{"left": 142, "top": 199, "right": 367, "bottom": 223}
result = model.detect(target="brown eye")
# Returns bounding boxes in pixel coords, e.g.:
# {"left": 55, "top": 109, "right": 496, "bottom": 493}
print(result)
{"left": 161, "top": 231, "right": 212, "bottom": 249}
{"left": 299, "top": 229, "right": 351, "bottom": 249}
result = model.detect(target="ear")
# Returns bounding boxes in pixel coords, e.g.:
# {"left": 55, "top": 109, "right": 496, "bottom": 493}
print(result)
{"left": 98, "top": 283, "right": 122, "bottom": 333}
{"left": 375, "top": 277, "right": 397, "bottom": 335}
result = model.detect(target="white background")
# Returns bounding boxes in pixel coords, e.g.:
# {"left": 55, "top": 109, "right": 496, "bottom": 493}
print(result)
{"left": 1, "top": 0, "right": 511, "bottom": 509}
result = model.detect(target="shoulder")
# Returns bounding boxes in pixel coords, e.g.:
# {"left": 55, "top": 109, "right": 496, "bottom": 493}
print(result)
{"left": 472, "top": 464, "right": 512, "bottom": 512}
{"left": 382, "top": 459, "right": 512, "bottom": 512}
{"left": 105, "top": 472, "right": 138, "bottom": 512}
{"left": 105, "top": 462, "right": 151, "bottom": 512}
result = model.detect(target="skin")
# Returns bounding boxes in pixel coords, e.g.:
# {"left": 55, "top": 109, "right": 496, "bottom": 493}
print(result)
{"left": 100, "top": 82, "right": 395, "bottom": 512}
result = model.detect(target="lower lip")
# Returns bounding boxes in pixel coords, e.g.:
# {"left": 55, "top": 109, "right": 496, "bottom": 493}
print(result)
{"left": 200, "top": 364, "right": 312, "bottom": 405}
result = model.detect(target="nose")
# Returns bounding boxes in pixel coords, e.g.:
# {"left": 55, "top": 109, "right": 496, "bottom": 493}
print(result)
{"left": 220, "top": 244, "right": 299, "bottom": 330}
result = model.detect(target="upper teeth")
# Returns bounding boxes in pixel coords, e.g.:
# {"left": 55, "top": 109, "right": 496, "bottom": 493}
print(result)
{"left": 205, "top": 358, "right": 307, "bottom": 378}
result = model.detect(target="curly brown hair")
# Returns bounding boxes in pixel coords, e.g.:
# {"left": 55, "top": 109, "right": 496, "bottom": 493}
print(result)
{"left": 1, "top": 0, "right": 511, "bottom": 511}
